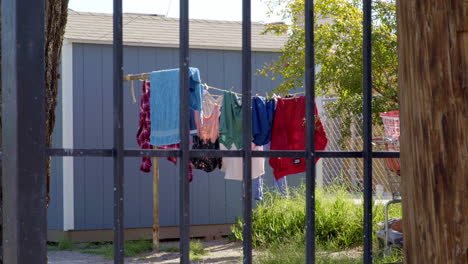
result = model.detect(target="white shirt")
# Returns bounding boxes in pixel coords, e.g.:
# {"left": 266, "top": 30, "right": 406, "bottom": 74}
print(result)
{"left": 220, "top": 143, "right": 265, "bottom": 181}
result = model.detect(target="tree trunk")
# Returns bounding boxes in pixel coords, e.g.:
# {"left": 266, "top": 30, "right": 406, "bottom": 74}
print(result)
{"left": 397, "top": 1, "right": 468, "bottom": 263}
{"left": 0, "top": 1, "right": 69, "bottom": 262}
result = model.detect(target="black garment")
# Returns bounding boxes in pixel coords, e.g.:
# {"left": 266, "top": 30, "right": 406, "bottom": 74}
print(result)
{"left": 191, "top": 136, "right": 222, "bottom": 173}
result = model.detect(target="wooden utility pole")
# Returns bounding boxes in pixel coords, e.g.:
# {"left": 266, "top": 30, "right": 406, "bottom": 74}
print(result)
{"left": 397, "top": 1, "right": 468, "bottom": 263}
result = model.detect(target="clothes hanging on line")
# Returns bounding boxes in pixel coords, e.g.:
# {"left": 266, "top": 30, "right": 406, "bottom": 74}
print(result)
{"left": 191, "top": 136, "right": 222, "bottom": 173}
{"left": 159, "top": 144, "right": 194, "bottom": 182}
{"left": 137, "top": 80, "right": 152, "bottom": 173}
{"left": 219, "top": 90, "right": 265, "bottom": 180}
{"left": 219, "top": 91, "right": 243, "bottom": 149}
{"left": 150, "top": 67, "right": 204, "bottom": 146}
{"left": 253, "top": 175, "right": 264, "bottom": 200}
{"left": 252, "top": 96, "right": 276, "bottom": 146}
{"left": 196, "top": 91, "right": 223, "bottom": 142}
{"left": 220, "top": 143, "right": 265, "bottom": 181}
{"left": 264, "top": 142, "right": 289, "bottom": 197}
{"left": 190, "top": 91, "right": 224, "bottom": 172}
{"left": 253, "top": 174, "right": 288, "bottom": 201}
{"left": 269, "top": 96, "right": 328, "bottom": 180}
{"left": 274, "top": 177, "right": 288, "bottom": 196}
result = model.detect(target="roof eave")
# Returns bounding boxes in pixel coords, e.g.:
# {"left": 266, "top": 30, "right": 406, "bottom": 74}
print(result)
{"left": 64, "top": 37, "right": 283, "bottom": 53}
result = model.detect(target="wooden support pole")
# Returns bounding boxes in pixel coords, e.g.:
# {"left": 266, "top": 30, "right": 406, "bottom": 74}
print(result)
{"left": 152, "top": 146, "right": 160, "bottom": 251}
{"left": 397, "top": 1, "right": 468, "bottom": 263}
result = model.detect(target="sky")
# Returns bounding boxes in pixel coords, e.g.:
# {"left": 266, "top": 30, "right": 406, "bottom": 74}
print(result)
{"left": 68, "top": 0, "right": 285, "bottom": 23}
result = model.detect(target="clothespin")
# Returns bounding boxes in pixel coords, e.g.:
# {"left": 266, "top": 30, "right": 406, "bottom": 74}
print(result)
{"left": 131, "top": 80, "right": 137, "bottom": 104}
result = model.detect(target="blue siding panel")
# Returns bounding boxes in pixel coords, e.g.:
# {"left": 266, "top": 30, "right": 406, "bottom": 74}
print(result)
{"left": 73, "top": 44, "right": 86, "bottom": 230}
{"left": 101, "top": 47, "right": 114, "bottom": 229}
{"left": 82, "top": 45, "right": 104, "bottom": 229}
{"left": 122, "top": 47, "right": 140, "bottom": 228}
{"left": 48, "top": 63, "right": 64, "bottom": 229}
{"left": 70, "top": 43, "right": 301, "bottom": 230}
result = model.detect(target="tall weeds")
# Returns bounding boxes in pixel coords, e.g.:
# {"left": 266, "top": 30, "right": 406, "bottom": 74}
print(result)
{"left": 231, "top": 185, "right": 401, "bottom": 250}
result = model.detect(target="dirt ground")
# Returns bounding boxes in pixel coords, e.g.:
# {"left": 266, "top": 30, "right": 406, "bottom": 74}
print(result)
{"left": 48, "top": 241, "right": 243, "bottom": 264}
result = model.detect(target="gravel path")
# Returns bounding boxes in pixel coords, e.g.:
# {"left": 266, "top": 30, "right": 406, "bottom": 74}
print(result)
{"left": 48, "top": 241, "right": 243, "bottom": 264}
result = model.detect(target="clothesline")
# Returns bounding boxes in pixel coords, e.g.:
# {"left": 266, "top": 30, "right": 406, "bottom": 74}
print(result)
{"left": 123, "top": 72, "right": 306, "bottom": 102}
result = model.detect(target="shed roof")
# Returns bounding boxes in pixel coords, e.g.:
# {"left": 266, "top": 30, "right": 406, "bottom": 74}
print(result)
{"left": 65, "top": 10, "right": 287, "bottom": 52}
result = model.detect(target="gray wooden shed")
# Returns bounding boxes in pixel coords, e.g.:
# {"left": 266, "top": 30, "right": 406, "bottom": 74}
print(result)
{"left": 48, "top": 10, "right": 315, "bottom": 241}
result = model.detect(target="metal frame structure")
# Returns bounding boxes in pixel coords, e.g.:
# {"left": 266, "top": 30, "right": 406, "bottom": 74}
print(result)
{"left": 1, "top": 0, "right": 400, "bottom": 263}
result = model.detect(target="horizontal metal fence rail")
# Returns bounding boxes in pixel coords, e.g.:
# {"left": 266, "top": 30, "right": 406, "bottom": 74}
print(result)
{"left": 48, "top": 149, "right": 400, "bottom": 159}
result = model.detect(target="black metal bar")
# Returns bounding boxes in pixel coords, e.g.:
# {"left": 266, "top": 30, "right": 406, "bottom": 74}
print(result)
{"left": 362, "top": 0, "right": 373, "bottom": 262}
{"left": 113, "top": 0, "right": 125, "bottom": 263}
{"left": 242, "top": 0, "right": 253, "bottom": 262}
{"left": 304, "top": 0, "right": 316, "bottom": 263}
{"left": 316, "top": 151, "right": 361, "bottom": 158}
{"left": 1, "top": 0, "right": 47, "bottom": 262}
{"left": 46, "top": 148, "right": 400, "bottom": 159}
{"left": 47, "top": 148, "right": 115, "bottom": 157}
{"left": 179, "top": 0, "right": 190, "bottom": 262}
{"left": 125, "top": 149, "right": 181, "bottom": 157}
{"left": 372, "top": 152, "right": 399, "bottom": 158}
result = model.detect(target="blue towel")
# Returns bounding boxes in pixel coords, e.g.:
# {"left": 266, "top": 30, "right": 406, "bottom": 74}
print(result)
{"left": 150, "top": 67, "right": 204, "bottom": 146}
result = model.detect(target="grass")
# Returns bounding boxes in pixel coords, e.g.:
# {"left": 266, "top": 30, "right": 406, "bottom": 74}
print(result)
{"left": 58, "top": 237, "right": 74, "bottom": 250}
{"left": 78, "top": 239, "right": 208, "bottom": 261}
{"left": 232, "top": 185, "right": 403, "bottom": 263}
{"left": 255, "top": 235, "right": 404, "bottom": 264}
{"left": 80, "top": 239, "right": 152, "bottom": 259}
{"left": 159, "top": 245, "right": 180, "bottom": 252}
{"left": 189, "top": 240, "right": 208, "bottom": 261}
{"left": 232, "top": 185, "right": 402, "bottom": 251}
{"left": 47, "top": 238, "right": 74, "bottom": 251}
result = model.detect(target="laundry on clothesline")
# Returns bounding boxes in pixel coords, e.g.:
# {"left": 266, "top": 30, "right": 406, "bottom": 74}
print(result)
{"left": 131, "top": 67, "right": 328, "bottom": 188}
{"left": 149, "top": 67, "right": 203, "bottom": 146}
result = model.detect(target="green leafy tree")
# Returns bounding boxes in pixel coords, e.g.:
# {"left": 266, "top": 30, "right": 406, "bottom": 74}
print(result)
{"left": 260, "top": 0, "right": 398, "bottom": 136}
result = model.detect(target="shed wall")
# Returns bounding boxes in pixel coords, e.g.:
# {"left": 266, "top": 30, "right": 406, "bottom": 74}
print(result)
{"left": 71, "top": 43, "right": 305, "bottom": 230}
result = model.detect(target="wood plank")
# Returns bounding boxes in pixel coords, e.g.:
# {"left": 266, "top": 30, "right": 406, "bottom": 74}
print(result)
{"left": 397, "top": 1, "right": 468, "bottom": 263}
{"left": 152, "top": 153, "right": 160, "bottom": 250}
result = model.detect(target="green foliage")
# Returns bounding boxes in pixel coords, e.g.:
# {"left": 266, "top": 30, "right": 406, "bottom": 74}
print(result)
{"left": 231, "top": 186, "right": 402, "bottom": 250}
{"left": 159, "top": 245, "right": 180, "bottom": 252}
{"left": 259, "top": 0, "right": 398, "bottom": 136}
{"left": 79, "top": 239, "right": 208, "bottom": 260}
{"left": 190, "top": 240, "right": 208, "bottom": 261}
{"left": 57, "top": 237, "right": 74, "bottom": 250}
{"left": 47, "top": 242, "right": 60, "bottom": 251}
{"left": 232, "top": 188, "right": 306, "bottom": 247}
{"left": 81, "top": 239, "right": 153, "bottom": 259}
{"left": 255, "top": 236, "right": 404, "bottom": 264}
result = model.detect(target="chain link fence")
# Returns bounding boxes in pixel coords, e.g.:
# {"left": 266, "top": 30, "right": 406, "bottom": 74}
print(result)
{"left": 318, "top": 97, "right": 396, "bottom": 193}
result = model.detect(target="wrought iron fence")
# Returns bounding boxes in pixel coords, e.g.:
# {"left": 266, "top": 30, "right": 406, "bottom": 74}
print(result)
{"left": 1, "top": 0, "right": 399, "bottom": 263}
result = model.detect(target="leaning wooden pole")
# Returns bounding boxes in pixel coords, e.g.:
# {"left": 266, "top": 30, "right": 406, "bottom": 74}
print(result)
{"left": 397, "top": 1, "right": 468, "bottom": 263}
{"left": 152, "top": 146, "right": 160, "bottom": 251}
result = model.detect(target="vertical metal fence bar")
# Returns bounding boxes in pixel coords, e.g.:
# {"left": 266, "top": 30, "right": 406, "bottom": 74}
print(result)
{"left": 1, "top": 0, "right": 47, "bottom": 262}
{"left": 362, "top": 0, "right": 373, "bottom": 263}
{"left": 304, "top": 0, "right": 316, "bottom": 263}
{"left": 179, "top": 0, "right": 191, "bottom": 262}
{"left": 113, "top": 0, "right": 125, "bottom": 263}
{"left": 242, "top": 0, "right": 253, "bottom": 263}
